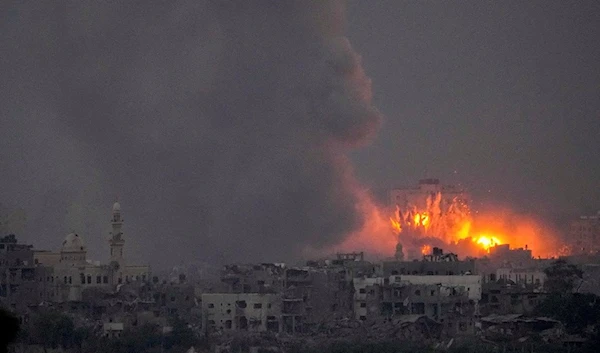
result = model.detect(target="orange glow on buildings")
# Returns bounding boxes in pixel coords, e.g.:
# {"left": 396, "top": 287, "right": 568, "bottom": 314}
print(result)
{"left": 473, "top": 234, "right": 502, "bottom": 252}
{"left": 386, "top": 179, "right": 564, "bottom": 259}
{"left": 326, "top": 179, "right": 565, "bottom": 260}
{"left": 421, "top": 244, "right": 432, "bottom": 255}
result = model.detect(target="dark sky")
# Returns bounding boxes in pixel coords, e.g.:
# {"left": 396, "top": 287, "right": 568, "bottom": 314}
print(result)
{"left": 346, "top": 0, "right": 600, "bottom": 214}
{"left": 1, "top": 1, "right": 598, "bottom": 268}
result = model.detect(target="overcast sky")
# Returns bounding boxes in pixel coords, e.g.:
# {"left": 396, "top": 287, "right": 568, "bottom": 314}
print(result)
{"left": 346, "top": 1, "right": 599, "bottom": 214}
{"left": 1, "top": 1, "right": 598, "bottom": 268}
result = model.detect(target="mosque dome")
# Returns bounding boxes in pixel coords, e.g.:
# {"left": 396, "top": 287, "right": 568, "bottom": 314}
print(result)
{"left": 112, "top": 202, "right": 121, "bottom": 212}
{"left": 61, "top": 233, "right": 86, "bottom": 253}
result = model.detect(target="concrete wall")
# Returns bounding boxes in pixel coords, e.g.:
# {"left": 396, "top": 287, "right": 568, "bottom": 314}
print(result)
{"left": 496, "top": 268, "right": 546, "bottom": 287}
{"left": 202, "top": 293, "right": 282, "bottom": 332}
{"left": 381, "top": 260, "right": 476, "bottom": 277}
{"left": 391, "top": 275, "right": 482, "bottom": 300}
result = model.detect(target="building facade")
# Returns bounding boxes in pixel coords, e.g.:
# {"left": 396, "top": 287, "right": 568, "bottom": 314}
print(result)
{"left": 569, "top": 212, "right": 600, "bottom": 254}
{"left": 34, "top": 202, "right": 150, "bottom": 302}
{"left": 202, "top": 293, "right": 282, "bottom": 333}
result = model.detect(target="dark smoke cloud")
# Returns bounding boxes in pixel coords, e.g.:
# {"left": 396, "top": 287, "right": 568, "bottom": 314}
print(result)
{"left": 0, "top": 0, "right": 381, "bottom": 268}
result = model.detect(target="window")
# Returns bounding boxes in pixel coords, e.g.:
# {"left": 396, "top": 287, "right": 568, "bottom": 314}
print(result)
{"left": 359, "top": 316, "right": 367, "bottom": 321}
{"left": 87, "top": 276, "right": 91, "bottom": 284}
{"left": 64, "top": 276, "right": 67, "bottom": 284}
{"left": 414, "top": 290, "right": 421, "bottom": 296}
{"left": 253, "top": 303, "right": 262, "bottom": 309}
{"left": 236, "top": 300, "right": 247, "bottom": 309}
{"left": 68, "top": 276, "right": 72, "bottom": 284}
{"left": 360, "top": 302, "right": 366, "bottom": 308}
{"left": 359, "top": 288, "right": 366, "bottom": 294}
{"left": 208, "top": 303, "right": 215, "bottom": 308}
{"left": 96, "top": 276, "right": 101, "bottom": 284}
{"left": 103, "top": 276, "right": 108, "bottom": 284}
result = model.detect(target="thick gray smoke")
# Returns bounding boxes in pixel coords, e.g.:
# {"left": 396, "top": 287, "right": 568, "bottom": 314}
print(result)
{"left": 0, "top": 0, "right": 381, "bottom": 268}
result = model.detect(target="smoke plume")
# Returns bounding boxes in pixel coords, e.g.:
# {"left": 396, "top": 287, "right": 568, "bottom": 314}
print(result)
{"left": 0, "top": 1, "right": 381, "bottom": 267}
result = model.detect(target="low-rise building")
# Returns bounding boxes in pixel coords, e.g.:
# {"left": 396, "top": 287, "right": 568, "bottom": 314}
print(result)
{"left": 496, "top": 267, "right": 546, "bottom": 288}
{"left": 354, "top": 276, "right": 478, "bottom": 336}
{"left": 0, "top": 234, "right": 40, "bottom": 311}
{"left": 391, "top": 275, "right": 481, "bottom": 301}
{"left": 202, "top": 293, "right": 282, "bottom": 333}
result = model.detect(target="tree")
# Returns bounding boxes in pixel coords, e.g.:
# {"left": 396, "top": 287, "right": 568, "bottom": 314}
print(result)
{"left": 165, "top": 317, "right": 198, "bottom": 352}
{"left": 535, "top": 292, "right": 600, "bottom": 333}
{"left": 543, "top": 259, "right": 583, "bottom": 294}
{"left": 0, "top": 308, "right": 20, "bottom": 353}
{"left": 30, "top": 311, "right": 75, "bottom": 352}
{"left": 119, "top": 323, "right": 162, "bottom": 353}
{"left": 536, "top": 260, "right": 600, "bottom": 349}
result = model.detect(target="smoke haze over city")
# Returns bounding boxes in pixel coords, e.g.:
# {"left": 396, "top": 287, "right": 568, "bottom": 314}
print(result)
{"left": 1, "top": 1, "right": 599, "bottom": 269}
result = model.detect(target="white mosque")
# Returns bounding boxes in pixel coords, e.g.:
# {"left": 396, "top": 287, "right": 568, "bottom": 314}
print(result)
{"left": 34, "top": 202, "right": 151, "bottom": 302}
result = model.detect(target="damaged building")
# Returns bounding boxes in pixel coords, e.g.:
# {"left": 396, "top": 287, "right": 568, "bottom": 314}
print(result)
{"left": 202, "top": 293, "right": 282, "bottom": 333}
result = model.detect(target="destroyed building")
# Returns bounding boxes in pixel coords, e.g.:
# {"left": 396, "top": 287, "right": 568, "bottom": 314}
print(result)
{"left": 381, "top": 248, "right": 475, "bottom": 277}
{"left": 202, "top": 293, "right": 282, "bottom": 333}
{"left": 214, "top": 259, "right": 356, "bottom": 334}
{"left": 353, "top": 275, "right": 479, "bottom": 336}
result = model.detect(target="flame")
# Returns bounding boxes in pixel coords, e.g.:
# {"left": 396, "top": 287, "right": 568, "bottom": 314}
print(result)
{"left": 390, "top": 217, "right": 401, "bottom": 234}
{"left": 324, "top": 181, "right": 565, "bottom": 260}
{"left": 413, "top": 212, "right": 430, "bottom": 228}
{"left": 388, "top": 189, "right": 563, "bottom": 258}
{"left": 473, "top": 234, "right": 502, "bottom": 252}
{"left": 421, "top": 244, "right": 432, "bottom": 255}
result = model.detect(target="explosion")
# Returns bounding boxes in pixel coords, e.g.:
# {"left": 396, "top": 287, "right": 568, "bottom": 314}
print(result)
{"left": 387, "top": 180, "right": 564, "bottom": 259}
{"left": 473, "top": 234, "right": 502, "bottom": 251}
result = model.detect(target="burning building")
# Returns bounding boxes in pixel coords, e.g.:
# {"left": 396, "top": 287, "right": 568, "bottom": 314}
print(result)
{"left": 390, "top": 179, "right": 481, "bottom": 259}
{"left": 389, "top": 179, "right": 560, "bottom": 260}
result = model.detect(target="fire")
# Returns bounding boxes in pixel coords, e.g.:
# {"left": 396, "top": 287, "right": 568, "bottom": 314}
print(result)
{"left": 328, "top": 180, "right": 564, "bottom": 260}
{"left": 421, "top": 244, "right": 432, "bottom": 255}
{"left": 390, "top": 217, "right": 401, "bottom": 234}
{"left": 413, "top": 212, "right": 430, "bottom": 228}
{"left": 473, "top": 234, "right": 502, "bottom": 252}
{"left": 388, "top": 189, "right": 562, "bottom": 259}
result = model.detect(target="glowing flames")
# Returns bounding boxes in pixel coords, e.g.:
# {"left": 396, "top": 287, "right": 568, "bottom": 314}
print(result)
{"left": 413, "top": 212, "right": 430, "bottom": 228}
{"left": 390, "top": 217, "right": 402, "bottom": 234}
{"left": 389, "top": 191, "right": 562, "bottom": 259}
{"left": 328, "top": 182, "right": 563, "bottom": 260}
{"left": 473, "top": 234, "right": 502, "bottom": 252}
{"left": 421, "top": 244, "right": 432, "bottom": 255}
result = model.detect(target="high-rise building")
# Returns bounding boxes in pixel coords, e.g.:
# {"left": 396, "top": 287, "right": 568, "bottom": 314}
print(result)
{"left": 569, "top": 212, "right": 600, "bottom": 254}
